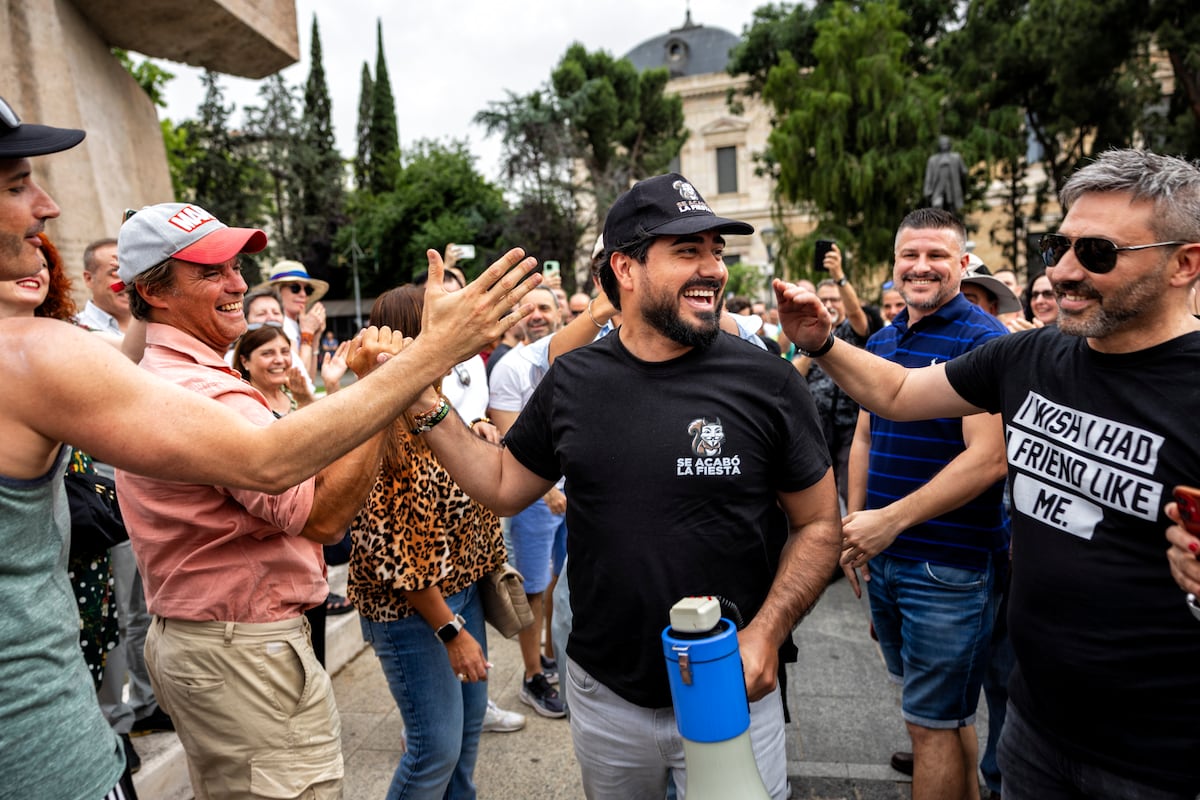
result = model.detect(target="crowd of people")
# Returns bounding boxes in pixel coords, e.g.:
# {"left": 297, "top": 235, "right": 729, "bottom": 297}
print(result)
{"left": 3, "top": 93, "right": 1200, "bottom": 800}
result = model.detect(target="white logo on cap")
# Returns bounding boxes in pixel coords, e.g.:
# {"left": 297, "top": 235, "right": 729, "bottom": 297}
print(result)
{"left": 169, "top": 205, "right": 217, "bottom": 233}
{"left": 673, "top": 180, "right": 699, "bottom": 202}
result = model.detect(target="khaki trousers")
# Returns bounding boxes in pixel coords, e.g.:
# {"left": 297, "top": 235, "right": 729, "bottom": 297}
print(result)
{"left": 146, "top": 615, "right": 343, "bottom": 799}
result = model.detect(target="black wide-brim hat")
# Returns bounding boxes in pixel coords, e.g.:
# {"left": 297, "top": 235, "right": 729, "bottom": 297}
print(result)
{"left": 603, "top": 173, "right": 754, "bottom": 252}
{"left": 0, "top": 96, "right": 85, "bottom": 159}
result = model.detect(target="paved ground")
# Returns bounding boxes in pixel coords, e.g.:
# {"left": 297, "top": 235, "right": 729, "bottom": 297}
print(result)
{"left": 136, "top": 569, "right": 992, "bottom": 798}
{"left": 334, "top": 574, "right": 954, "bottom": 799}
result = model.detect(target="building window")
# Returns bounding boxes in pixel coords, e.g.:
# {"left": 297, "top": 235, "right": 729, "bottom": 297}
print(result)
{"left": 716, "top": 147, "right": 738, "bottom": 194}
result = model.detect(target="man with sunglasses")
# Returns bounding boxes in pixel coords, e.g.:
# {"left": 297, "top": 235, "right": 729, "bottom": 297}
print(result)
{"left": 0, "top": 96, "right": 540, "bottom": 800}
{"left": 779, "top": 148, "right": 1200, "bottom": 799}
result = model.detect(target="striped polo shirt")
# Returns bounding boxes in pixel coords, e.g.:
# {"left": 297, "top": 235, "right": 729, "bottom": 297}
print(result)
{"left": 865, "top": 292, "right": 1009, "bottom": 570}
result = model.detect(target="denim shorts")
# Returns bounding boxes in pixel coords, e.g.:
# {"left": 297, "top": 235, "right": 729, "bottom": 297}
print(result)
{"left": 867, "top": 551, "right": 997, "bottom": 728}
{"left": 510, "top": 498, "right": 567, "bottom": 594}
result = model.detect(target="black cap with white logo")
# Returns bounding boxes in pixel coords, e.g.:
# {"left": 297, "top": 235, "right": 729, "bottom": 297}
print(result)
{"left": 603, "top": 173, "right": 754, "bottom": 251}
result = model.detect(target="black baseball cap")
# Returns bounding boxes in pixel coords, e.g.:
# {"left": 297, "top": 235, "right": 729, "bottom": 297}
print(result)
{"left": 603, "top": 173, "right": 754, "bottom": 251}
{"left": 0, "top": 96, "right": 85, "bottom": 159}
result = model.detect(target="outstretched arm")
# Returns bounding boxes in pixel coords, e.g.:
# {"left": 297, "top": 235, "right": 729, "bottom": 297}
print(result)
{"left": 2, "top": 249, "right": 541, "bottom": 488}
{"left": 773, "top": 278, "right": 983, "bottom": 421}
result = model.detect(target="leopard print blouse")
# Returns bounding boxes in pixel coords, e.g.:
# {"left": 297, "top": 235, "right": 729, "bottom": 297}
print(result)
{"left": 347, "top": 428, "right": 505, "bottom": 622}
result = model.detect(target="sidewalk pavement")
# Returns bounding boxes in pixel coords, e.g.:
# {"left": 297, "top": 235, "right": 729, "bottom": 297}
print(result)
{"left": 134, "top": 569, "right": 991, "bottom": 798}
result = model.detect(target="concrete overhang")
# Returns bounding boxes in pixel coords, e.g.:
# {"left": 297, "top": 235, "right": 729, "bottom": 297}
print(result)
{"left": 71, "top": 0, "right": 299, "bottom": 78}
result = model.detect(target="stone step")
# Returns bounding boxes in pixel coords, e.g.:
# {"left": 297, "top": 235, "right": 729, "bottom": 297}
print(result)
{"left": 131, "top": 564, "right": 364, "bottom": 800}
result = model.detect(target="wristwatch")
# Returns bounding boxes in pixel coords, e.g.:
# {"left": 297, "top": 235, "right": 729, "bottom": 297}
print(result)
{"left": 435, "top": 614, "right": 467, "bottom": 643}
{"left": 835, "top": 277, "right": 848, "bottom": 286}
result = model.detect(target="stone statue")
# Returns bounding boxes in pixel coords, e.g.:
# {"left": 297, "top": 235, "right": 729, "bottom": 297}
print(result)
{"left": 924, "top": 135, "right": 967, "bottom": 212}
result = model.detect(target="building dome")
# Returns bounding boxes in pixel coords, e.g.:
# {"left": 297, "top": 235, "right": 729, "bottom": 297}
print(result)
{"left": 622, "top": 11, "right": 741, "bottom": 78}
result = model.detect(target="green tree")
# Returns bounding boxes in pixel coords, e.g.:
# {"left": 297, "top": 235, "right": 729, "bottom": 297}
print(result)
{"left": 475, "top": 88, "right": 585, "bottom": 290}
{"left": 294, "top": 15, "right": 346, "bottom": 278}
{"left": 549, "top": 43, "right": 689, "bottom": 220}
{"left": 757, "top": 0, "right": 942, "bottom": 272}
{"left": 354, "top": 63, "right": 374, "bottom": 191}
{"left": 368, "top": 20, "right": 401, "bottom": 194}
{"left": 243, "top": 74, "right": 301, "bottom": 257}
{"left": 112, "top": 48, "right": 175, "bottom": 108}
{"left": 180, "top": 71, "right": 268, "bottom": 229}
{"left": 342, "top": 140, "right": 511, "bottom": 294}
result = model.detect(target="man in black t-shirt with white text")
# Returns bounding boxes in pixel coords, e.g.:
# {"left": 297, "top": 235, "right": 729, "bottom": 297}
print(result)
{"left": 402, "top": 173, "right": 841, "bottom": 799}
{"left": 778, "top": 149, "right": 1200, "bottom": 799}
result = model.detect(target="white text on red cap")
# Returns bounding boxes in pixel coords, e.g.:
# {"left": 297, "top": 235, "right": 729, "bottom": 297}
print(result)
{"left": 169, "top": 206, "right": 217, "bottom": 233}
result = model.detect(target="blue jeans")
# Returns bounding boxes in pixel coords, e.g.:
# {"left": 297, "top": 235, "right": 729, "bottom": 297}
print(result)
{"left": 510, "top": 499, "right": 566, "bottom": 594}
{"left": 867, "top": 552, "right": 996, "bottom": 727}
{"left": 998, "top": 702, "right": 1195, "bottom": 800}
{"left": 361, "top": 585, "right": 488, "bottom": 800}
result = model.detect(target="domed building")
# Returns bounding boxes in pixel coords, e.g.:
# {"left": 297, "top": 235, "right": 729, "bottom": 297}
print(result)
{"left": 621, "top": 12, "right": 809, "bottom": 279}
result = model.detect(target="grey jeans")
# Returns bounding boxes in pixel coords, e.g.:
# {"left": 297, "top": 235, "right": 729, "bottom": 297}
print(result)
{"left": 565, "top": 655, "right": 788, "bottom": 800}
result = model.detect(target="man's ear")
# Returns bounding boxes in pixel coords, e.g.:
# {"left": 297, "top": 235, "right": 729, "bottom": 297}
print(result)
{"left": 136, "top": 283, "right": 170, "bottom": 311}
{"left": 1168, "top": 243, "right": 1200, "bottom": 289}
{"left": 610, "top": 251, "right": 637, "bottom": 295}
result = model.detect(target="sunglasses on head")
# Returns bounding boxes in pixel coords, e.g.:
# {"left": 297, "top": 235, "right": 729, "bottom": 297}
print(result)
{"left": 1039, "top": 233, "right": 1188, "bottom": 274}
{"left": 284, "top": 283, "right": 313, "bottom": 295}
{"left": 0, "top": 97, "right": 19, "bottom": 131}
{"left": 245, "top": 321, "right": 284, "bottom": 332}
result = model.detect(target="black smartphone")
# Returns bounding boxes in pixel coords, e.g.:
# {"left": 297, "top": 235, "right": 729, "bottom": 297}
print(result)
{"left": 814, "top": 239, "right": 835, "bottom": 272}
{"left": 1173, "top": 486, "right": 1200, "bottom": 535}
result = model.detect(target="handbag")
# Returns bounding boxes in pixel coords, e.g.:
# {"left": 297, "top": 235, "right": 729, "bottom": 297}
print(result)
{"left": 65, "top": 470, "right": 128, "bottom": 560}
{"left": 479, "top": 563, "right": 533, "bottom": 639}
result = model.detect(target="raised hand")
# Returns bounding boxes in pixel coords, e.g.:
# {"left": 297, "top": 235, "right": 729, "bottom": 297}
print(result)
{"left": 420, "top": 247, "right": 541, "bottom": 365}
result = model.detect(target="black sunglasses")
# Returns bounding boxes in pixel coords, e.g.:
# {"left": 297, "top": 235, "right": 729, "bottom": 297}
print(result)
{"left": 1039, "top": 233, "right": 1188, "bottom": 274}
{"left": 284, "top": 283, "right": 313, "bottom": 294}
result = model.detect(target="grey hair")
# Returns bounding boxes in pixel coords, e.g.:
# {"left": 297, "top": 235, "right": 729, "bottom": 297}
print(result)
{"left": 1060, "top": 149, "right": 1200, "bottom": 243}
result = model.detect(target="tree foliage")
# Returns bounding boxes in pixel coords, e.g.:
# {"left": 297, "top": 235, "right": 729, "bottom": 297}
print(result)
{"left": 367, "top": 20, "right": 401, "bottom": 194}
{"left": 242, "top": 74, "right": 301, "bottom": 263}
{"left": 293, "top": 15, "right": 346, "bottom": 278}
{"left": 340, "top": 140, "right": 510, "bottom": 295}
{"left": 757, "top": 0, "right": 942, "bottom": 272}
{"left": 112, "top": 48, "right": 175, "bottom": 108}
{"left": 179, "top": 72, "right": 268, "bottom": 230}
{"left": 550, "top": 43, "right": 689, "bottom": 219}
{"left": 354, "top": 63, "right": 374, "bottom": 192}
{"left": 475, "top": 88, "right": 585, "bottom": 289}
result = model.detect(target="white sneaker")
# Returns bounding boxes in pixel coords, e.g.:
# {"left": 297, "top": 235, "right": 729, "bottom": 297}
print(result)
{"left": 481, "top": 699, "right": 526, "bottom": 732}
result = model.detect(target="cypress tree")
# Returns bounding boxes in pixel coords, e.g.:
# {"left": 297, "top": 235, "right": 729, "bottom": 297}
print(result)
{"left": 367, "top": 19, "right": 401, "bottom": 194}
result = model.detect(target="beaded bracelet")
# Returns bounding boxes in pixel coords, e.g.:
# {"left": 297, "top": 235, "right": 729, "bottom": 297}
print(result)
{"left": 410, "top": 395, "right": 451, "bottom": 435}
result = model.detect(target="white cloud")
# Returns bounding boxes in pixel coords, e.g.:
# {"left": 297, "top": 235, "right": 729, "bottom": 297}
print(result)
{"left": 152, "top": 0, "right": 762, "bottom": 182}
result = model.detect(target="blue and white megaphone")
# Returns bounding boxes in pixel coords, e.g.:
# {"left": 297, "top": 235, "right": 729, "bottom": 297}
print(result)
{"left": 662, "top": 596, "right": 772, "bottom": 799}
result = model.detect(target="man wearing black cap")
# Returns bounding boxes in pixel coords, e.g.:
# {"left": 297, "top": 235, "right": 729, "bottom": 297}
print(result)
{"left": 0, "top": 96, "right": 541, "bottom": 800}
{"left": 401, "top": 173, "right": 841, "bottom": 798}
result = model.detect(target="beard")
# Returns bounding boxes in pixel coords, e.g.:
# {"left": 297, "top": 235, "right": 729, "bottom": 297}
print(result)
{"left": 899, "top": 275, "right": 957, "bottom": 313}
{"left": 1055, "top": 260, "right": 1165, "bottom": 339}
{"left": 641, "top": 281, "right": 724, "bottom": 349}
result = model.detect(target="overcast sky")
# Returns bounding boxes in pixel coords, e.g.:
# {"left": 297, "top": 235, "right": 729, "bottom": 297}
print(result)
{"left": 151, "top": 0, "right": 765, "bottom": 183}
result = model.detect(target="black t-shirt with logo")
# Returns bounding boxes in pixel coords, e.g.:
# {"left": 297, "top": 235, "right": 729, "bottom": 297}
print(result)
{"left": 505, "top": 330, "right": 830, "bottom": 708}
{"left": 946, "top": 326, "right": 1200, "bottom": 793}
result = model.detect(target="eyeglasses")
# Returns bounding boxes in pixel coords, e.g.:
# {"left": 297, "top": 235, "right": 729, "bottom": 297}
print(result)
{"left": 284, "top": 283, "right": 312, "bottom": 295}
{"left": 0, "top": 97, "right": 19, "bottom": 130}
{"left": 1029, "top": 290, "right": 1056, "bottom": 301}
{"left": 1039, "top": 233, "right": 1188, "bottom": 274}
